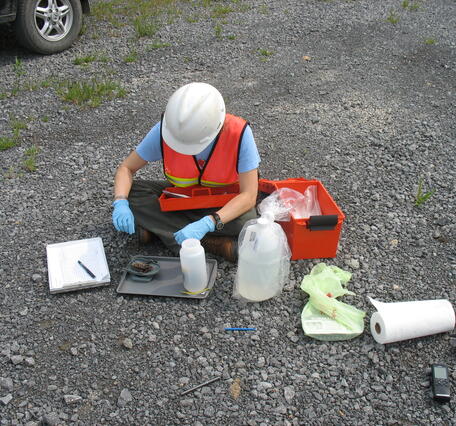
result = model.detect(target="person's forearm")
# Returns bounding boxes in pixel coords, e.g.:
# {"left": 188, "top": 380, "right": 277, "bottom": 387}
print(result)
{"left": 214, "top": 191, "right": 257, "bottom": 224}
{"left": 114, "top": 165, "right": 134, "bottom": 200}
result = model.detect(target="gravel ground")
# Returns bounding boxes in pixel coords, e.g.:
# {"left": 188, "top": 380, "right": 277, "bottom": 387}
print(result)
{"left": 1, "top": 0, "right": 456, "bottom": 424}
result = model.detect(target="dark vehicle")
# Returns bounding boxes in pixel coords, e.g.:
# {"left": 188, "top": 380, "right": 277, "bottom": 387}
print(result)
{"left": 0, "top": 0, "right": 90, "bottom": 54}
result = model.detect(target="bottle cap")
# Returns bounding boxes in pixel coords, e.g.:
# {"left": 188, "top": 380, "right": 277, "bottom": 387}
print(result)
{"left": 181, "top": 238, "right": 202, "bottom": 253}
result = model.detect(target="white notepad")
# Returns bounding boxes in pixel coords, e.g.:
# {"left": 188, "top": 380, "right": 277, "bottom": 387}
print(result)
{"left": 47, "top": 237, "right": 111, "bottom": 294}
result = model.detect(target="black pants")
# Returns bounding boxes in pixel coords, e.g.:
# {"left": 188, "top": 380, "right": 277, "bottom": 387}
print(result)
{"left": 128, "top": 180, "right": 258, "bottom": 254}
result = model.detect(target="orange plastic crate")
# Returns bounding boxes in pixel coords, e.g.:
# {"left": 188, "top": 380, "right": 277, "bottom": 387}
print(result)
{"left": 258, "top": 178, "right": 345, "bottom": 260}
{"left": 158, "top": 184, "right": 240, "bottom": 211}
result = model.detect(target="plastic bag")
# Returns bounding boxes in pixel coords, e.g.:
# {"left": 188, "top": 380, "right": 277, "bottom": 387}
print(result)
{"left": 300, "top": 263, "right": 365, "bottom": 341}
{"left": 257, "top": 186, "right": 321, "bottom": 221}
{"left": 233, "top": 214, "right": 291, "bottom": 302}
{"left": 291, "top": 185, "right": 321, "bottom": 219}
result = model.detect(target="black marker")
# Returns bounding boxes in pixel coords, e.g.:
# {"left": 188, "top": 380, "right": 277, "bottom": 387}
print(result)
{"left": 77, "top": 260, "right": 96, "bottom": 279}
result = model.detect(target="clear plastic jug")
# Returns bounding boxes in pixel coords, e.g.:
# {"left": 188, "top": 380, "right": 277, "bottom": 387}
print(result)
{"left": 236, "top": 216, "right": 283, "bottom": 302}
{"left": 179, "top": 238, "right": 208, "bottom": 293}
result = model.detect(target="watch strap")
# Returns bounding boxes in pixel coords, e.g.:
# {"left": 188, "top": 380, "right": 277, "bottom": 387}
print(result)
{"left": 211, "top": 213, "right": 224, "bottom": 230}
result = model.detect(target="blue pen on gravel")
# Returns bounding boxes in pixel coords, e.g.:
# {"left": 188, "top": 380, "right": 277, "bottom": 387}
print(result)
{"left": 225, "top": 327, "right": 256, "bottom": 331}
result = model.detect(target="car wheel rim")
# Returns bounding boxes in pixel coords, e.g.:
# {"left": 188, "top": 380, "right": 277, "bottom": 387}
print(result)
{"left": 34, "top": 0, "right": 74, "bottom": 42}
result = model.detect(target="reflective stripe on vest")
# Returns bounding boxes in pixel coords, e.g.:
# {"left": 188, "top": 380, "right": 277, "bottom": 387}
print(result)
{"left": 161, "top": 113, "right": 248, "bottom": 188}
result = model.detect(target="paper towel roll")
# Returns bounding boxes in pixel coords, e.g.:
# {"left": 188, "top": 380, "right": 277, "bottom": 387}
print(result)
{"left": 369, "top": 297, "right": 455, "bottom": 344}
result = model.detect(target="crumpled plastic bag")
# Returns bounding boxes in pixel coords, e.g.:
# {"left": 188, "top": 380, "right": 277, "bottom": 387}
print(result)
{"left": 300, "top": 263, "right": 365, "bottom": 341}
{"left": 258, "top": 186, "right": 321, "bottom": 221}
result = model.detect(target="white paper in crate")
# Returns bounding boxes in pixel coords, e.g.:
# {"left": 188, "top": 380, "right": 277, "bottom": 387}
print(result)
{"left": 369, "top": 297, "right": 455, "bottom": 344}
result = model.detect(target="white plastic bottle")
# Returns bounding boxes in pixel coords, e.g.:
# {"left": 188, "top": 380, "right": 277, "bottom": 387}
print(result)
{"left": 236, "top": 216, "right": 283, "bottom": 302}
{"left": 179, "top": 238, "right": 208, "bottom": 293}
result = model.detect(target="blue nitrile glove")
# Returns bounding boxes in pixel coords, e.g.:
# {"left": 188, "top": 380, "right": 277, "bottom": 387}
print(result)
{"left": 112, "top": 199, "right": 135, "bottom": 234}
{"left": 174, "top": 215, "right": 215, "bottom": 245}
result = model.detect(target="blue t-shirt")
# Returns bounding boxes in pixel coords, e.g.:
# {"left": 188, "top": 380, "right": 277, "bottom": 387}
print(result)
{"left": 136, "top": 121, "right": 260, "bottom": 173}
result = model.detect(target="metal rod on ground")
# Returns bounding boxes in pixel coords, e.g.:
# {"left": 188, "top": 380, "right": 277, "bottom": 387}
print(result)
{"left": 180, "top": 376, "right": 221, "bottom": 396}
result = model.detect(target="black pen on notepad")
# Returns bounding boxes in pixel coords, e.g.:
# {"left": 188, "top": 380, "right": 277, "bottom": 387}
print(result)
{"left": 77, "top": 260, "right": 96, "bottom": 279}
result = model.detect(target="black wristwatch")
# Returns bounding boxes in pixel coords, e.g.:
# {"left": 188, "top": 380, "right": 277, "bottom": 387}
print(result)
{"left": 211, "top": 213, "right": 224, "bottom": 231}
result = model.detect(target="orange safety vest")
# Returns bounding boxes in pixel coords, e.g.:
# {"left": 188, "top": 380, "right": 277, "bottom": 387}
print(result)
{"left": 161, "top": 113, "right": 248, "bottom": 187}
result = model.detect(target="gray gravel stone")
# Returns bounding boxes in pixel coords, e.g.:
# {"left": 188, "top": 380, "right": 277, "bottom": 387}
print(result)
{"left": 0, "top": 378, "right": 13, "bottom": 392}
{"left": 10, "top": 355, "right": 24, "bottom": 365}
{"left": 63, "top": 394, "right": 82, "bottom": 405}
{"left": 117, "top": 389, "right": 133, "bottom": 407}
{"left": 25, "top": 357, "right": 35, "bottom": 366}
{"left": 122, "top": 338, "right": 133, "bottom": 349}
{"left": 284, "top": 386, "right": 296, "bottom": 403}
{"left": 41, "top": 413, "right": 60, "bottom": 426}
{"left": 31, "top": 274, "right": 42, "bottom": 282}
{"left": 0, "top": 394, "right": 12, "bottom": 406}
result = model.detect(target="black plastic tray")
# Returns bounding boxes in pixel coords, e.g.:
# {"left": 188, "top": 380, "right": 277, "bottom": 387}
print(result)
{"left": 116, "top": 256, "right": 217, "bottom": 299}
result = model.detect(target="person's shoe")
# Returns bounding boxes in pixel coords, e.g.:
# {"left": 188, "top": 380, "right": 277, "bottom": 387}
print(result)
{"left": 137, "top": 225, "right": 154, "bottom": 245}
{"left": 201, "top": 236, "right": 238, "bottom": 263}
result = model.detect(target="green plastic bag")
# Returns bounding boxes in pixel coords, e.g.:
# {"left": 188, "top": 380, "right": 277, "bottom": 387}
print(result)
{"left": 300, "top": 263, "right": 365, "bottom": 341}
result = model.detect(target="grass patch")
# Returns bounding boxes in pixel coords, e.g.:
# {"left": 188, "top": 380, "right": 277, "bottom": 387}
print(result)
{"left": 402, "top": 0, "right": 420, "bottom": 11}
{"left": 237, "top": 3, "right": 251, "bottom": 12}
{"left": 186, "top": 14, "right": 200, "bottom": 23}
{"left": 5, "top": 76, "right": 57, "bottom": 97}
{"left": 214, "top": 23, "right": 222, "bottom": 39}
{"left": 58, "top": 79, "right": 126, "bottom": 108}
{"left": 91, "top": 0, "right": 177, "bottom": 30}
{"left": 90, "top": 0, "right": 126, "bottom": 26}
{"left": 386, "top": 10, "right": 400, "bottom": 24}
{"left": 0, "top": 136, "right": 16, "bottom": 151}
{"left": 211, "top": 4, "right": 233, "bottom": 18}
{"left": 133, "top": 16, "right": 159, "bottom": 37}
{"left": 148, "top": 41, "right": 171, "bottom": 49}
{"left": 0, "top": 118, "right": 26, "bottom": 151}
{"left": 13, "top": 57, "right": 25, "bottom": 78}
{"left": 23, "top": 145, "right": 39, "bottom": 172}
{"left": 39, "top": 78, "right": 54, "bottom": 88}
{"left": 79, "top": 22, "right": 87, "bottom": 36}
{"left": 258, "top": 48, "right": 273, "bottom": 61}
{"left": 424, "top": 38, "right": 436, "bottom": 45}
{"left": 74, "top": 55, "right": 97, "bottom": 65}
{"left": 23, "top": 78, "right": 56, "bottom": 92}
{"left": 11, "top": 119, "right": 27, "bottom": 133}
{"left": 123, "top": 50, "right": 138, "bottom": 63}
{"left": 414, "top": 178, "right": 434, "bottom": 207}
{"left": 91, "top": 0, "right": 250, "bottom": 38}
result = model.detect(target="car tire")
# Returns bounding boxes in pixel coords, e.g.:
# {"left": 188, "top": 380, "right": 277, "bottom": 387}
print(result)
{"left": 15, "top": 0, "right": 83, "bottom": 55}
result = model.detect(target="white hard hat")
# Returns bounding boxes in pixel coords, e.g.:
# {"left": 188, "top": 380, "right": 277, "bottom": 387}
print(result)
{"left": 162, "top": 82, "right": 226, "bottom": 155}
